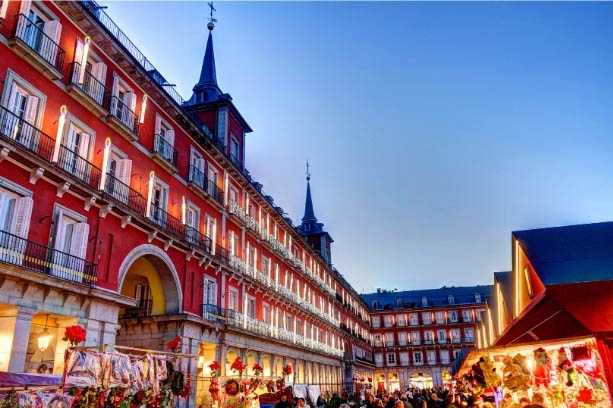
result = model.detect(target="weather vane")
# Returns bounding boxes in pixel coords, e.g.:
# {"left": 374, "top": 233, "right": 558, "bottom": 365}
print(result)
{"left": 207, "top": 2, "right": 217, "bottom": 31}
{"left": 306, "top": 160, "right": 311, "bottom": 181}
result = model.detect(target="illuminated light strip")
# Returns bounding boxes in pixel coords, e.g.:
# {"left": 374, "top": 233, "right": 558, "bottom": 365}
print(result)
{"left": 99, "top": 138, "right": 111, "bottom": 190}
{"left": 139, "top": 94, "right": 148, "bottom": 124}
{"left": 496, "top": 281, "right": 503, "bottom": 335}
{"left": 145, "top": 171, "right": 155, "bottom": 217}
{"left": 78, "top": 37, "right": 91, "bottom": 84}
{"left": 181, "top": 196, "right": 186, "bottom": 224}
{"left": 515, "top": 239, "right": 519, "bottom": 317}
{"left": 52, "top": 105, "right": 67, "bottom": 163}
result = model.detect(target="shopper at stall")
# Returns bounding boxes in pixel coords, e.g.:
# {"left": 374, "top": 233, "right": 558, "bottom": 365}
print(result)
{"left": 276, "top": 394, "right": 293, "bottom": 408}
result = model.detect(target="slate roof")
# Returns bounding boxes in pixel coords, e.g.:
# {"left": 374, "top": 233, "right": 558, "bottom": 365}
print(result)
{"left": 513, "top": 221, "right": 613, "bottom": 286}
{"left": 360, "top": 285, "right": 493, "bottom": 311}
{"left": 493, "top": 271, "right": 513, "bottom": 310}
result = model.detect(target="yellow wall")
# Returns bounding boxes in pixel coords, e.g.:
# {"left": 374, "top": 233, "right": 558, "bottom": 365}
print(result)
{"left": 120, "top": 257, "right": 167, "bottom": 315}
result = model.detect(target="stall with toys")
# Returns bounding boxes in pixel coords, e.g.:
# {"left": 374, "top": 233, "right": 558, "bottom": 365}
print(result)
{"left": 0, "top": 326, "right": 195, "bottom": 408}
{"left": 454, "top": 336, "right": 612, "bottom": 408}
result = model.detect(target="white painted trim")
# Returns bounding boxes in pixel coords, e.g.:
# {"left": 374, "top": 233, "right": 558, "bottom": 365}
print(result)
{"left": 1, "top": 69, "right": 48, "bottom": 129}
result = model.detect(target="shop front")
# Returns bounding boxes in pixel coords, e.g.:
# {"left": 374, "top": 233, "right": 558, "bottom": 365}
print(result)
{"left": 455, "top": 336, "right": 612, "bottom": 408}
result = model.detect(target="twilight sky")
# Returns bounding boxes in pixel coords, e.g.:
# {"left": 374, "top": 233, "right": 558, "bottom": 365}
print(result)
{"left": 99, "top": 1, "right": 613, "bottom": 292}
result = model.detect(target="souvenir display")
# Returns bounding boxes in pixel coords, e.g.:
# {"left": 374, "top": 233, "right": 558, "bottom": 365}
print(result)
{"left": 456, "top": 337, "right": 612, "bottom": 408}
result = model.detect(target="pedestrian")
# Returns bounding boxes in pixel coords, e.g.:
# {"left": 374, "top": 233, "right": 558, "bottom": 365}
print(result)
{"left": 317, "top": 395, "right": 327, "bottom": 408}
{"left": 276, "top": 394, "right": 293, "bottom": 408}
{"left": 400, "top": 395, "right": 413, "bottom": 408}
{"left": 296, "top": 398, "right": 307, "bottom": 408}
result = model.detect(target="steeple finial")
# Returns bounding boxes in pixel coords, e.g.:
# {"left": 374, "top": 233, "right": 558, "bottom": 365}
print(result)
{"left": 306, "top": 160, "right": 311, "bottom": 181}
{"left": 207, "top": 2, "right": 217, "bottom": 30}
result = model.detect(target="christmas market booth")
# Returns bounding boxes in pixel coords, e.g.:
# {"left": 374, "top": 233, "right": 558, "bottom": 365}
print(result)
{"left": 455, "top": 336, "right": 612, "bottom": 407}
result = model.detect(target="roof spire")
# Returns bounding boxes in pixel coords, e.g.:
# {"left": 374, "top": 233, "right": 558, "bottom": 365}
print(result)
{"left": 186, "top": 2, "right": 222, "bottom": 105}
{"left": 302, "top": 162, "right": 317, "bottom": 223}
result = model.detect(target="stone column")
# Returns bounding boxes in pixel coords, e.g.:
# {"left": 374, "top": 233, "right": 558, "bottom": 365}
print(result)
{"left": 218, "top": 344, "right": 227, "bottom": 377}
{"left": 7, "top": 306, "right": 36, "bottom": 373}
{"left": 53, "top": 316, "right": 78, "bottom": 374}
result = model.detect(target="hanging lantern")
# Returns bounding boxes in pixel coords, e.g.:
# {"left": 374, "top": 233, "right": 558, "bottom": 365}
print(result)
{"left": 37, "top": 328, "right": 52, "bottom": 352}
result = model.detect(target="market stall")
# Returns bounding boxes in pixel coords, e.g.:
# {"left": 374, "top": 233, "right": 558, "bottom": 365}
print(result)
{"left": 455, "top": 336, "right": 612, "bottom": 408}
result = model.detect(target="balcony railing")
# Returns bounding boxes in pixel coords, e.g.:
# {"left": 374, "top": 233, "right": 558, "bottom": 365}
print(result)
{"left": 68, "top": 61, "right": 110, "bottom": 107}
{"left": 215, "top": 244, "right": 229, "bottom": 264}
{"left": 153, "top": 134, "right": 178, "bottom": 167}
{"left": 463, "top": 337, "right": 475, "bottom": 343}
{"left": 187, "top": 166, "right": 224, "bottom": 206}
{"left": 121, "top": 298, "right": 152, "bottom": 318}
{"left": 0, "top": 105, "right": 55, "bottom": 162}
{"left": 13, "top": 14, "right": 65, "bottom": 72}
{"left": 56, "top": 145, "right": 102, "bottom": 189}
{"left": 188, "top": 165, "right": 206, "bottom": 189}
{"left": 149, "top": 205, "right": 185, "bottom": 239}
{"left": 103, "top": 173, "right": 147, "bottom": 216}
{"left": 109, "top": 96, "right": 139, "bottom": 134}
{"left": 0, "top": 229, "right": 97, "bottom": 285}
{"left": 186, "top": 226, "right": 212, "bottom": 254}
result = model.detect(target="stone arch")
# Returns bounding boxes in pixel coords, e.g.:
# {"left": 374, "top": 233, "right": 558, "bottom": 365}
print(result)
{"left": 247, "top": 352, "right": 257, "bottom": 375}
{"left": 261, "top": 355, "right": 272, "bottom": 377}
{"left": 117, "top": 244, "right": 183, "bottom": 314}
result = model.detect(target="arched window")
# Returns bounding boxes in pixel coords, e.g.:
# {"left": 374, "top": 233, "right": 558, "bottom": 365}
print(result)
{"left": 372, "top": 300, "right": 380, "bottom": 310}
{"left": 448, "top": 295, "right": 455, "bottom": 304}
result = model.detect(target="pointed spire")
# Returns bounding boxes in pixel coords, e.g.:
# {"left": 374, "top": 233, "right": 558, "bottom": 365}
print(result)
{"left": 197, "top": 30, "right": 217, "bottom": 87}
{"left": 302, "top": 161, "right": 317, "bottom": 223}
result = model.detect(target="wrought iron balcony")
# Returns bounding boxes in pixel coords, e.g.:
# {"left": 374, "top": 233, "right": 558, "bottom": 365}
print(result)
{"left": 152, "top": 133, "right": 178, "bottom": 169}
{"left": 228, "top": 200, "right": 247, "bottom": 222}
{"left": 68, "top": 61, "right": 110, "bottom": 112}
{"left": 148, "top": 205, "right": 185, "bottom": 240}
{"left": 12, "top": 14, "right": 65, "bottom": 75}
{"left": 0, "top": 105, "right": 55, "bottom": 162}
{"left": 0, "top": 229, "right": 97, "bottom": 285}
{"left": 121, "top": 298, "right": 152, "bottom": 318}
{"left": 187, "top": 165, "right": 224, "bottom": 206}
{"left": 185, "top": 226, "right": 213, "bottom": 254}
{"left": 103, "top": 173, "right": 147, "bottom": 216}
{"left": 56, "top": 145, "right": 102, "bottom": 189}
{"left": 109, "top": 96, "right": 139, "bottom": 135}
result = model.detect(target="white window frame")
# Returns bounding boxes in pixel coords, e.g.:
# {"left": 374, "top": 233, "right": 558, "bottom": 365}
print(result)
{"left": 1, "top": 69, "right": 47, "bottom": 129}
{"left": 228, "top": 287, "right": 239, "bottom": 312}
{"left": 413, "top": 351, "right": 423, "bottom": 365}
{"left": 409, "top": 313, "right": 419, "bottom": 326}
{"left": 203, "top": 276, "right": 218, "bottom": 306}
{"left": 371, "top": 316, "right": 380, "bottom": 328}
{"left": 386, "top": 353, "right": 396, "bottom": 365}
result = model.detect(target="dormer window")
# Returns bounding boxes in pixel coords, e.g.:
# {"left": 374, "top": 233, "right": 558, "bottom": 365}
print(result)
{"left": 448, "top": 295, "right": 454, "bottom": 304}
{"left": 396, "top": 299, "right": 403, "bottom": 308}
{"left": 524, "top": 267, "right": 534, "bottom": 298}
{"left": 474, "top": 293, "right": 482, "bottom": 303}
{"left": 421, "top": 296, "right": 428, "bottom": 307}
{"left": 372, "top": 300, "right": 379, "bottom": 310}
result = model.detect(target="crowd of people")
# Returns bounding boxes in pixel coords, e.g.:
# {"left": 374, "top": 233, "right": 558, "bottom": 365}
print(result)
{"left": 275, "top": 387, "right": 547, "bottom": 408}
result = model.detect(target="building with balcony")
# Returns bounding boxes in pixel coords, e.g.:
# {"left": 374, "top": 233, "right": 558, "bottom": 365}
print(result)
{"left": 361, "top": 286, "right": 492, "bottom": 391}
{"left": 0, "top": 1, "right": 373, "bottom": 405}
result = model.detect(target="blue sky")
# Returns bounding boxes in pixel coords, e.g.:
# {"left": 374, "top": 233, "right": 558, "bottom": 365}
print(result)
{"left": 100, "top": 1, "right": 613, "bottom": 292}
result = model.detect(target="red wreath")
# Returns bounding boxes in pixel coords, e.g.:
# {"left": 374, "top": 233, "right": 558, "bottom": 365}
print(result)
{"left": 252, "top": 363, "right": 263, "bottom": 376}
{"left": 63, "top": 325, "right": 86, "bottom": 347}
{"left": 282, "top": 364, "right": 292, "bottom": 376}
{"left": 209, "top": 360, "right": 221, "bottom": 373}
{"left": 166, "top": 336, "right": 182, "bottom": 352}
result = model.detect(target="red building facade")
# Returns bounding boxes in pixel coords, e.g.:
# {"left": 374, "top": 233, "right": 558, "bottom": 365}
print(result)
{"left": 0, "top": 0, "right": 372, "bottom": 404}
{"left": 361, "top": 287, "right": 490, "bottom": 390}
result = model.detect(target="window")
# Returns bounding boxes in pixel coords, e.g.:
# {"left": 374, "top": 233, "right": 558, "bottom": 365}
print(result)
{"left": 448, "top": 295, "right": 455, "bottom": 304}
{"left": 216, "top": 109, "right": 227, "bottom": 145}
{"left": 453, "top": 349, "right": 461, "bottom": 361}
{"left": 464, "top": 328, "right": 474, "bottom": 341}
{"left": 134, "top": 284, "right": 152, "bottom": 314}
{"left": 18, "top": 2, "right": 62, "bottom": 65}
{"left": 189, "top": 149, "right": 205, "bottom": 187}
{"left": 205, "top": 215, "right": 217, "bottom": 252}
{"left": 398, "top": 332, "right": 407, "bottom": 346}
{"left": 396, "top": 314, "right": 406, "bottom": 326}
{"left": 228, "top": 288, "right": 239, "bottom": 311}
{"left": 228, "top": 230, "right": 239, "bottom": 256}
{"left": 396, "top": 298, "right": 403, "bottom": 308}
{"left": 462, "top": 309, "right": 472, "bottom": 322}
{"left": 474, "top": 293, "right": 482, "bottom": 303}
{"left": 413, "top": 352, "right": 423, "bottom": 365}
{"left": 450, "top": 328, "right": 461, "bottom": 343}
{"left": 247, "top": 296, "right": 256, "bottom": 319}
{"left": 374, "top": 353, "right": 383, "bottom": 367}
{"left": 424, "top": 331, "right": 434, "bottom": 344}
{"left": 440, "top": 349, "right": 450, "bottom": 364}
{"left": 374, "top": 334, "right": 383, "bottom": 347}
{"left": 154, "top": 114, "right": 175, "bottom": 163}
{"left": 149, "top": 178, "right": 169, "bottom": 226}
{"left": 437, "top": 329, "right": 447, "bottom": 343}
{"left": 51, "top": 205, "right": 89, "bottom": 281}
{"left": 261, "top": 255, "right": 270, "bottom": 275}
{"left": 371, "top": 316, "right": 381, "bottom": 328}
{"left": 207, "top": 166, "right": 219, "bottom": 197}
{"left": 185, "top": 203, "right": 200, "bottom": 244}
{"left": 422, "top": 312, "right": 432, "bottom": 325}
{"left": 0, "top": 181, "right": 33, "bottom": 265}
{"left": 59, "top": 116, "right": 95, "bottom": 181}
{"left": 111, "top": 73, "right": 137, "bottom": 130}
{"left": 385, "top": 332, "right": 394, "bottom": 346}
{"left": 411, "top": 331, "right": 421, "bottom": 345}
{"left": 383, "top": 315, "right": 394, "bottom": 327}
{"left": 386, "top": 353, "right": 396, "bottom": 365}
{"left": 262, "top": 302, "right": 271, "bottom": 324}
{"left": 285, "top": 314, "right": 293, "bottom": 331}
{"left": 372, "top": 300, "right": 379, "bottom": 310}
{"left": 449, "top": 310, "right": 458, "bottom": 323}
{"left": 421, "top": 296, "right": 428, "bottom": 307}
{"left": 230, "top": 135, "right": 240, "bottom": 164}
{"left": 399, "top": 352, "right": 409, "bottom": 366}
{"left": 409, "top": 313, "right": 419, "bottom": 326}
{"left": 427, "top": 350, "right": 437, "bottom": 364}
{"left": 203, "top": 277, "right": 218, "bottom": 306}
{"left": 73, "top": 38, "right": 107, "bottom": 104}
{"left": 106, "top": 147, "right": 132, "bottom": 200}
{"left": 229, "top": 186, "right": 239, "bottom": 205}
{"left": 435, "top": 311, "right": 445, "bottom": 324}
